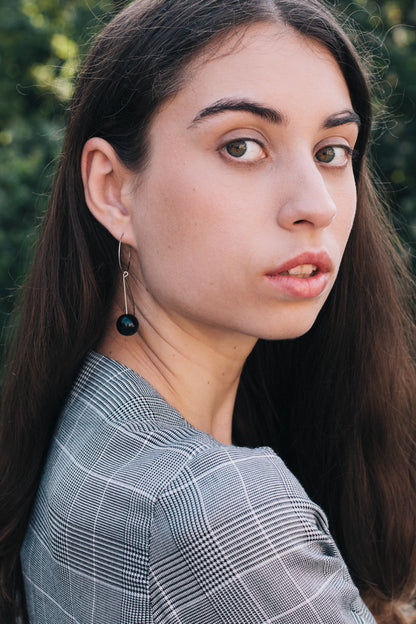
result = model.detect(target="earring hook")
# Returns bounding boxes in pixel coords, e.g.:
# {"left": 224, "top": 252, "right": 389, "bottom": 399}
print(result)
{"left": 118, "top": 233, "right": 131, "bottom": 272}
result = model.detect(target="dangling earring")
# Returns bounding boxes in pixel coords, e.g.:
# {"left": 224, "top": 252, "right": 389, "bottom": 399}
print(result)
{"left": 116, "top": 235, "right": 139, "bottom": 336}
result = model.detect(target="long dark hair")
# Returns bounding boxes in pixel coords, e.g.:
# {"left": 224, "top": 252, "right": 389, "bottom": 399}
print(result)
{"left": 1, "top": 0, "right": 416, "bottom": 622}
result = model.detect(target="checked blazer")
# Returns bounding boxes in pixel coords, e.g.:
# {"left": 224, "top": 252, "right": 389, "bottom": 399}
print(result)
{"left": 21, "top": 351, "right": 376, "bottom": 623}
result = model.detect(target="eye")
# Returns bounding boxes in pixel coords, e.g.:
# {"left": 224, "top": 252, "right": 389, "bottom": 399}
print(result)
{"left": 315, "top": 145, "right": 353, "bottom": 167}
{"left": 223, "top": 139, "right": 266, "bottom": 162}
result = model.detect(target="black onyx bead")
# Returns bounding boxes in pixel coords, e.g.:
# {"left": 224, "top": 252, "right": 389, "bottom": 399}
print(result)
{"left": 116, "top": 314, "right": 139, "bottom": 336}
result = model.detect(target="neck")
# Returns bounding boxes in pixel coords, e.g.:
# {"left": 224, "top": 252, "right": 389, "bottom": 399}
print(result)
{"left": 98, "top": 305, "right": 257, "bottom": 445}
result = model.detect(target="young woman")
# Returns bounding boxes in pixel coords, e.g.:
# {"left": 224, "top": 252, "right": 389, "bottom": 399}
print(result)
{"left": 1, "top": 0, "right": 415, "bottom": 622}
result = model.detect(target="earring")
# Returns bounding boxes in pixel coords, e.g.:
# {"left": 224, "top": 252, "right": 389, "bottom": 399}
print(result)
{"left": 116, "top": 235, "right": 139, "bottom": 336}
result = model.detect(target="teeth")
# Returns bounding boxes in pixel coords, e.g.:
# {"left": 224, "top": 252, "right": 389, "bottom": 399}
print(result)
{"left": 281, "top": 264, "right": 317, "bottom": 278}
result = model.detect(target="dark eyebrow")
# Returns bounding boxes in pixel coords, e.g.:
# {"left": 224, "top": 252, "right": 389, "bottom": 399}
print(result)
{"left": 189, "top": 98, "right": 361, "bottom": 131}
{"left": 189, "top": 98, "right": 286, "bottom": 127}
{"left": 323, "top": 111, "right": 361, "bottom": 130}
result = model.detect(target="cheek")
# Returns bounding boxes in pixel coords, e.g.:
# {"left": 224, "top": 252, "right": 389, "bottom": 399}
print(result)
{"left": 139, "top": 156, "right": 251, "bottom": 254}
{"left": 132, "top": 167, "right": 246, "bottom": 297}
{"left": 330, "top": 175, "right": 357, "bottom": 244}
{"left": 343, "top": 186, "right": 357, "bottom": 238}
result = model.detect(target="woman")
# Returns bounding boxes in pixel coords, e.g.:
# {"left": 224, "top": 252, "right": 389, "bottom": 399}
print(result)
{"left": 1, "top": 0, "right": 415, "bottom": 622}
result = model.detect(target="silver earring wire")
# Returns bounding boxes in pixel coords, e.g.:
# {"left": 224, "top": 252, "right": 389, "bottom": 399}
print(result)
{"left": 116, "top": 234, "right": 139, "bottom": 336}
{"left": 118, "top": 236, "right": 131, "bottom": 317}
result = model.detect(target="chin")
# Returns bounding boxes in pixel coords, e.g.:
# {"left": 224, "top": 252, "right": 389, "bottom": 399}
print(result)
{"left": 254, "top": 315, "right": 320, "bottom": 341}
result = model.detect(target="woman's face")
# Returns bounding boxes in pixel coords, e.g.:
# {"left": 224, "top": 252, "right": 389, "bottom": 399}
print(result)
{"left": 125, "top": 23, "right": 359, "bottom": 341}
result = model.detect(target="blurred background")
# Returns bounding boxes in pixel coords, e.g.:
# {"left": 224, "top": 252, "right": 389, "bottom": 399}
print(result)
{"left": 0, "top": 0, "right": 415, "bottom": 333}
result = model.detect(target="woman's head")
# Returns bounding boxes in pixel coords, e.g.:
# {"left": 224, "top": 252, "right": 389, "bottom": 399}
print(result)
{"left": 67, "top": 0, "right": 373, "bottom": 344}
{"left": 83, "top": 21, "right": 360, "bottom": 341}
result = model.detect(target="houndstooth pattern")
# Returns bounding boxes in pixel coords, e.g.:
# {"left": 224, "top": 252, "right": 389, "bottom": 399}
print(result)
{"left": 21, "top": 351, "right": 376, "bottom": 623}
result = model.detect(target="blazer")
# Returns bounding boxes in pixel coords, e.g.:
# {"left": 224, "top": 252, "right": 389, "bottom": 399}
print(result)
{"left": 21, "top": 351, "right": 375, "bottom": 623}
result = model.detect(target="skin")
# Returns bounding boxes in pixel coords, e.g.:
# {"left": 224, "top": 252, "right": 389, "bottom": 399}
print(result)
{"left": 81, "top": 23, "right": 359, "bottom": 444}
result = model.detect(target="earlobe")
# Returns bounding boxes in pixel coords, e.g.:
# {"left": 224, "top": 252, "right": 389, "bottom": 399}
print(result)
{"left": 81, "top": 137, "right": 135, "bottom": 245}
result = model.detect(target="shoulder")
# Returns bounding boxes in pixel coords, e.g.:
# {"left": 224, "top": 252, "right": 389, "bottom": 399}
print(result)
{"left": 149, "top": 444, "right": 375, "bottom": 623}
{"left": 153, "top": 441, "right": 330, "bottom": 554}
{"left": 58, "top": 351, "right": 321, "bottom": 531}
{"left": 53, "top": 350, "right": 334, "bottom": 566}
{"left": 52, "top": 353, "right": 298, "bottom": 507}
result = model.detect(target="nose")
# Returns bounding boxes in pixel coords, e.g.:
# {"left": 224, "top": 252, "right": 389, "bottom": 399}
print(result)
{"left": 276, "top": 161, "right": 337, "bottom": 231}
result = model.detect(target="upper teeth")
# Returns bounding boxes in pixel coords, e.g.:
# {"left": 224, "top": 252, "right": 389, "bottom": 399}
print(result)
{"left": 281, "top": 264, "right": 317, "bottom": 277}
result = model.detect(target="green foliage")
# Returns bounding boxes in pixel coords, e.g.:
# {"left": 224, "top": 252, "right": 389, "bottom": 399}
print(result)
{"left": 0, "top": 0, "right": 113, "bottom": 330}
{"left": 337, "top": 0, "right": 416, "bottom": 246}
{"left": 1, "top": 0, "right": 415, "bottom": 334}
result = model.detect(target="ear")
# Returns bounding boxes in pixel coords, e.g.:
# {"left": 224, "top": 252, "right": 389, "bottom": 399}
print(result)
{"left": 81, "top": 137, "right": 136, "bottom": 247}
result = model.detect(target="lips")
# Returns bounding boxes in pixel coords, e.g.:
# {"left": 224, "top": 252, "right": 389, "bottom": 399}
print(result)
{"left": 268, "top": 251, "right": 333, "bottom": 276}
{"left": 264, "top": 251, "right": 333, "bottom": 298}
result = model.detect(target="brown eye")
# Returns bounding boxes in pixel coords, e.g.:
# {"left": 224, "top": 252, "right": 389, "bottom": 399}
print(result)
{"left": 226, "top": 140, "right": 248, "bottom": 157}
{"left": 315, "top": 145, "right": 351, "bottom": 167}
{"left": 223, "top": 139, "right": 266, "bottom": 162}
{"left": 316, "top": 146, "right": 335, "bottom": 163}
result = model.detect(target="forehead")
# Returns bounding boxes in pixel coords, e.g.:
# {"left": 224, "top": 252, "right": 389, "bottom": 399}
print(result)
{"left": 156, "top": 22, "right": 352, "bottom": 123}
